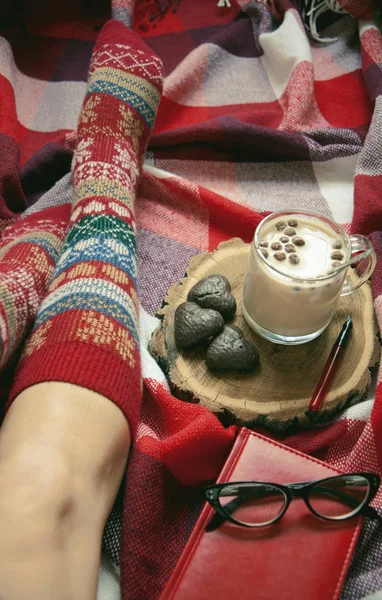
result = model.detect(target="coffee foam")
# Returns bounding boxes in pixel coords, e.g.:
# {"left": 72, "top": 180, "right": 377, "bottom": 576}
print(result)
{"left": 259, "top": 215, "right": 348, "bottom": 279}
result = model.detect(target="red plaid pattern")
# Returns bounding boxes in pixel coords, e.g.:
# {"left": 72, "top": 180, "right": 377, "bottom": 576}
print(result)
{"left": 0, "top": 1, "right": 381, "bottom": 599}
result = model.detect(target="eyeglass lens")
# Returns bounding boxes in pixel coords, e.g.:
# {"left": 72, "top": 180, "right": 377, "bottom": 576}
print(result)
{"left": 307, "top": 474, "right": 370, "bottom": 520}
{"left": 218, "top": 483, "right": 287, "bottom": 527}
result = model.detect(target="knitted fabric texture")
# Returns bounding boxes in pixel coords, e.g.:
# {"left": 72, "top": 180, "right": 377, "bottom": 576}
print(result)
{"left": 0, "top": 205, "right": 69, "bottom": 368}
{"left": 9, "top": 21, "right": 164, "bottom": 437}
{"left": 0, "top": 2, "right": 381, "bottom": 600}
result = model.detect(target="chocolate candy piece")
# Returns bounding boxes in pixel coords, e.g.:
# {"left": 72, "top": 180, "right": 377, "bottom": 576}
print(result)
{"left": 271, "top": 242, "right": 282, "bottom": 251}
{"left": 284, "top": 227, "right": 296, "bottom": 237}
{"left": 284, "top": 243, "right": 295, "bottom": 253}
{"left": 288, "top": 219, "right": 298, "bottom": 227}
{"left": 333, "top": 241, "right": 342, "bottom": 249}
{"left": 280, "top": 236, "right": 289, "bottom": 244}
{"left": 174, "top": 302, "right": 224, "bottom": 349}
{"left": 276, "top": 221, "right": 287, "bottom": 231}
{"left": 260, "top": 240, "right": 268, "bottom": 248}
{"left": 331, "top": 251, "right": 344, "bottom": 260}
{"left": 292, "top": 236, "right": 305, "bottom": 246}
{"left": 332, "top": 261, "right": 342, "bottom": 268}
{"left": 187, "top": 274, "right": 236, "bottom": 320}
{"left": 289, "top": 254, "right": 300, "bottom": 264}
{"left": 274, "top": 251, "right": 286, "bottom": 261}
{"left": 261, "top": 249, "right": 269, "bottom": 258}
{"left": 206, "top": 325, "right": 259, "bottom": 373}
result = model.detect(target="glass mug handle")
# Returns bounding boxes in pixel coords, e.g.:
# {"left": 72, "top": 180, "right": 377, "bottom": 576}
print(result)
{"left": 340, "top": 235, "right": 377, "bottom": 296}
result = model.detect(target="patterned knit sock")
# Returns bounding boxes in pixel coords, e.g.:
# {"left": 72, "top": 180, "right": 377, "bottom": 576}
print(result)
{"left": 9, "top": 20, "right": 164, "bottom": 437}
{"left": 0, "top": 203, "right": 69, "bottom": 369}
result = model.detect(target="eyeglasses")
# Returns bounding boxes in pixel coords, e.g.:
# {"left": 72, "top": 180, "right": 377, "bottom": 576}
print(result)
{"left": 205, "top": 473, "right": 381, "bottom": 532}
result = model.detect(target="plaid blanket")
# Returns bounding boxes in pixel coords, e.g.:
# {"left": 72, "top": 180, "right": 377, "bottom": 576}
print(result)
{"left": 0, "top": 1, "right": 381, "bottom": 599}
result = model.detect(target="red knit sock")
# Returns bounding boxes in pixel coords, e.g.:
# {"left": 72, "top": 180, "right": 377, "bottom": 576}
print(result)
{"left": 9, "top": 21, "right": 164, "bottom": 437}
{"left": 0, "top": 204, "right": 69, "bottom": 369}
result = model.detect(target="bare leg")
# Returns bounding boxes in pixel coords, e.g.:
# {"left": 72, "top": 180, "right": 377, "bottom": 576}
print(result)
{"left": 0, "top": 382, "right": 130, "bottom": 600}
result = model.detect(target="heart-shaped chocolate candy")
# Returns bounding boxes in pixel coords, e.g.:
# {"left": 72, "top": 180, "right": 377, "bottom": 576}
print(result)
{"left": 174, "top": 302, "right": 225, "bottom": 349}
{"left": 206, "top": 325, "right": 259, "bottom": 372}
{"left": 187, "top": 274, "right": 236, "bottom": 320}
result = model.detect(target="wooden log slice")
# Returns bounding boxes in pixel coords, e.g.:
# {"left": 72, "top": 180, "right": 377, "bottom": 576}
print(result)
{"left": 149, "top": 239, "right": 380, "bottom": 432}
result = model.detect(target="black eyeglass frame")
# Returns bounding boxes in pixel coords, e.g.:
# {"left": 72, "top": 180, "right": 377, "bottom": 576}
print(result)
{"left": 205, "top": 472, "right": 381, "bottom": 531}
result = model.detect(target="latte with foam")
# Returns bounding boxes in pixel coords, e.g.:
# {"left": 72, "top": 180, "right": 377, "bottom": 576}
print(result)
{"left": 243, "top": 213, "right": 350, "bottom": 342}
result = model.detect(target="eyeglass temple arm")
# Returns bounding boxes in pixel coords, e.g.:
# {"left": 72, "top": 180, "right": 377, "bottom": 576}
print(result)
{"left": 205, "top": 512, "right": 228, "bottom": 532}
{"left": 206, "top": 484, "right": 381, "bottom": 532}
{"left": 360, "top": 505, "right": 381, "bottom": 520}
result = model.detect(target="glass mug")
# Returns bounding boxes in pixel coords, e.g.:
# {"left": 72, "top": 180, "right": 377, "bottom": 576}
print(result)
{"left": 242, "top": 210, "right": 376, "bottom": 345}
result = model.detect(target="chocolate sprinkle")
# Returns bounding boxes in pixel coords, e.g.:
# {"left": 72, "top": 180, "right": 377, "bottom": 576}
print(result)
{"left": 284, "top": 243, "right": 295, "bottom": 253}
{"left": 284, "top": 227, "right": 296, "bottom": 237}
{"left": 288, "top": 219, "right": 298, "bottom": 227}
{"left": 261, "top": 249, "right": 269, "bottom": 258}
{"left": 333, "top": 241, "right": 342, "bottom": 249}
{"left": 280, "top": 236, "right": 289, "bottom": 243}
{"left": 331, "top": 251, "right": 344, "bottom": 260}
{"left": 271, "top": 242, "right": 282, "bottom": 250}
{"left": 292, "top": 236, "right": 305, "bottom": 246}
{"left": 274, "top": 251, "right": 286, "bottom": 261}
{"left": 260, "top": 241, "right": 268, "bottom": 248}
{"left": 289, "top": 254, "right": 300, "bottom": 264}
{"left": 276, "top": 221, "right": 287, "bottom": 231}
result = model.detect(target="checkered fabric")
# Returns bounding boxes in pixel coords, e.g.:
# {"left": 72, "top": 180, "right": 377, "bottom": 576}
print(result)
{"left": 0, "top": 1, "right": 381, "bottom": 599}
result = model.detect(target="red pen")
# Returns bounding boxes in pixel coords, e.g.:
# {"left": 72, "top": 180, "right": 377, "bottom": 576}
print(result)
{"left": 308, "top": 315, "right": 353, "bottom": 413}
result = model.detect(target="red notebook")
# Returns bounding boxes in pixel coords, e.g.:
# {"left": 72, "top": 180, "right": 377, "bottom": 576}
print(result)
{"left": 160, "top": 427, "right": 362, "bottom": 600}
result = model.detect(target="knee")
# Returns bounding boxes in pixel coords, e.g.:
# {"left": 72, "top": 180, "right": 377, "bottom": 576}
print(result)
{"left": 0, "top": 446, "right": 78, "bottom": 552}
{"left": 0, "top": 447, "right": 101, "bottom": 599}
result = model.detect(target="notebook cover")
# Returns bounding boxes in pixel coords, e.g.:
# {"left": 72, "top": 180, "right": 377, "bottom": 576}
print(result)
{"left": 160, "top": 427, "right": 362, "bottom": 600}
